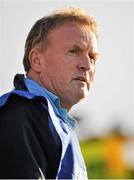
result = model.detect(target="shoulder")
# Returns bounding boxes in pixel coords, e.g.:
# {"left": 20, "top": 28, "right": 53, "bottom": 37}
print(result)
{"left": 0, "top": 92, "right": 47, "bottom": 111}
{"left": 0, "top": 93, "right": 57, "bottom": 148}
{"left": 0, "top": 93, "right": 49, "bottom": 129}
{"left": 0, "top": 93, "right": 61, "bottom": 179}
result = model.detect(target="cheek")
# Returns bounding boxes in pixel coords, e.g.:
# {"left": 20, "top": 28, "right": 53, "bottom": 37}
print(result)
{"left": 55, "top": 67, "right": 73, "bottom": 88}
{"left": 50, "top": 65, "right": 69, "bottom": 84}
{"left": 56, "top": 70, "right": 69, "bottom": 83}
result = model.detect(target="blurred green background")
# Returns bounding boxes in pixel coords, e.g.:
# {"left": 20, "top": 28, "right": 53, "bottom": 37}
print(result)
{"left": 80, "top": 129, "right": 134, "bottom": 179}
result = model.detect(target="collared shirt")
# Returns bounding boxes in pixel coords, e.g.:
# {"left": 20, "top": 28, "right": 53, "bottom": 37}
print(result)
{"left": 24, "top": 77, "right": 76, "bottom": 130}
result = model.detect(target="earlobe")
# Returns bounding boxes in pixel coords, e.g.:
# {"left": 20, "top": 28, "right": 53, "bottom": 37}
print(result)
{"left": 29, "top": 48, "right": 41, "bottom": 72}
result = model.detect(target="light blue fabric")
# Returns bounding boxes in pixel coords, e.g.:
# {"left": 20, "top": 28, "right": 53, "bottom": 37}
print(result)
{"left": 24, "top": 77, "right": 76, "bottom": 130}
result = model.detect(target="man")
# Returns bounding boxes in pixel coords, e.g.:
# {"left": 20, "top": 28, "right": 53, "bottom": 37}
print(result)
{"left": 0, "top": 7, "right": 98, "bottom": 179}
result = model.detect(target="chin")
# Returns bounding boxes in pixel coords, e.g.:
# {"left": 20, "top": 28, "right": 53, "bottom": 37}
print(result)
{"left": 79, "top": 89, "right": 89, "bottom": 97}
{"left": 75, "top": 91, "right": 88, "bottom": 103}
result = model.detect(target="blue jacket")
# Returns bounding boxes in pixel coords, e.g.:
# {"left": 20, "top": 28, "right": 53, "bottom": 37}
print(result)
{"left": 0, "top": 74, "right": 87, "bottom": 179}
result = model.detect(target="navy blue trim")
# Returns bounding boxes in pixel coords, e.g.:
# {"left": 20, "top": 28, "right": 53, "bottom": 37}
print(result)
{"left": 0, "top": 90, "right": 38, "bottom": 107}
{"left": 57, "top": 143, "right": 74, "bottom": 179}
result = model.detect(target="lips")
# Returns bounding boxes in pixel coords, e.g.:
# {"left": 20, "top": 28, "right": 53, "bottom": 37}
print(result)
{"left": 73, "top": 76, "right": 88, "bottom": 83}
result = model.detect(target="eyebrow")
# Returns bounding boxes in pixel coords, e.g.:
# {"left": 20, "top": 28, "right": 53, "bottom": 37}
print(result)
{"left": 70, "top": 45, "right": 83, "bottom": 51}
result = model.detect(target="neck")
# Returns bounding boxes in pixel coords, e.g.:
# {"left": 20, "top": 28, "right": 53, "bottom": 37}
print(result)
{"left": 60, "top": 101, "right": 72, "bottom": 112}
{"left": 27, "top": 71, "right": 72, "bottom": 111}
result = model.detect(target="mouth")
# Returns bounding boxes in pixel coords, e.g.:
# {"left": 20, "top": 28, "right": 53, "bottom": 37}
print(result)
{"left": 73, "top": 76, "right": 88, "bottom": 84}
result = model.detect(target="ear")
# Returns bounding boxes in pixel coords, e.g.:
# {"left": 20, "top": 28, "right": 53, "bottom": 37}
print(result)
{"left": 29, "top": 48, "right": 42, "bottom": 72}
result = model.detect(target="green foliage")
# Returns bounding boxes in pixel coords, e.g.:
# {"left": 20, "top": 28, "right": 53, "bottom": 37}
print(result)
{"left": 80, "top": 139, "right": 133, "bottom": 179}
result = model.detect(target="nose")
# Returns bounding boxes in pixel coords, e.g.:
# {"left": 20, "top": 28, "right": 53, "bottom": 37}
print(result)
{"left": 77, "top": 55, "right": 94, "bottom": 72}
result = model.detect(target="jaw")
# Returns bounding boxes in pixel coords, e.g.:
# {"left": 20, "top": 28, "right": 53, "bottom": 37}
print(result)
{"left": 60, "top": 85, "right": 89, "bottom": 111}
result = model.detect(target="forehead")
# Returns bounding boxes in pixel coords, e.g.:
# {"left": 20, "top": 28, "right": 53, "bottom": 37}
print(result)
{"left": 48, "top": 23, "right": 97, "bottom": 50}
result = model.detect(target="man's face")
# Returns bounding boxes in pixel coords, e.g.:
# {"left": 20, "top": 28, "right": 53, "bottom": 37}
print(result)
{"left": 38, "top": 23, "right": 98, "bottom": 110}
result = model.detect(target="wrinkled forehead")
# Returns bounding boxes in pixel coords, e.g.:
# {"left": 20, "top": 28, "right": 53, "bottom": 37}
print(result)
{"left": 48, "top": 23, "right": 97, "bottom": 51}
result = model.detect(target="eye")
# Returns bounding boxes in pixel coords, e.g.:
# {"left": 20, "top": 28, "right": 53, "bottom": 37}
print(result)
{"left": 68, "top": 47, "right": 82, "bottom": 56}
{"left": 68, "top": 49, "right": 77, "bottom": 54}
